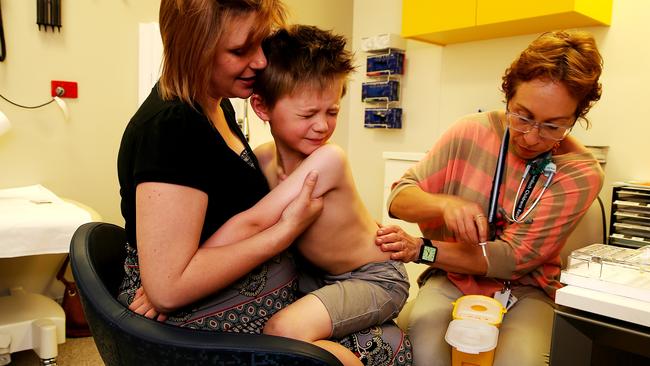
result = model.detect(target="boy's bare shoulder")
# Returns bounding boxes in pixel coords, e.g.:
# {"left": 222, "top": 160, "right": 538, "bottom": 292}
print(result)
{"left": 310, "top": 143, "right": 347, "bottom": 165}
{"left": 253, "top": 141, "right": 276, "bottom": 167}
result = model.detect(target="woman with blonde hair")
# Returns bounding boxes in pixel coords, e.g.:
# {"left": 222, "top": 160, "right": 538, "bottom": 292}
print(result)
{"left": 117, "top": 0, "right": 320, "bottom": 332}
{"left": 117, "top": 1, "right": 413, "bottom": 364}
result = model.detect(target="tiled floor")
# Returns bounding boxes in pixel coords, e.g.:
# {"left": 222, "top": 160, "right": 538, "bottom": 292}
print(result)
{"left": 10, "top": 337, "right": 102, "bottom": 365}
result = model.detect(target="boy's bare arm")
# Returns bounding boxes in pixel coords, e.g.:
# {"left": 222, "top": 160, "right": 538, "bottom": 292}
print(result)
{"left": 203, "top": 144, "right": 345, "bottom": 247}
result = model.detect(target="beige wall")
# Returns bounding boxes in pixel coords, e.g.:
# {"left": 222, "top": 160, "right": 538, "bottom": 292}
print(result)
{"left": 349, "top": 0, "right": 444, "bottom": 220}
{"left": 349, "top": 0, "right": 650, "bottom": 225}
{"left": 0, "top": 0, "right": 351, "bottom": 297}
{"left": 0, "top": 0, "right": 160, "bottom": 225}
{"left": 0, "top": 0, "right": 160, "bottom": 297}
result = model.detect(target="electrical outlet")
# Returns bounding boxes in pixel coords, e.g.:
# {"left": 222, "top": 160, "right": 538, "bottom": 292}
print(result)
{"left": 51, "top": 80, "right": 78, "bottom": 98}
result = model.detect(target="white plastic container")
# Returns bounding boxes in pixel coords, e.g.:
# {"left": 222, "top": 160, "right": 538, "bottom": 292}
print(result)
{"left": 445, "top": 319, "right": 499, "bottom": 366}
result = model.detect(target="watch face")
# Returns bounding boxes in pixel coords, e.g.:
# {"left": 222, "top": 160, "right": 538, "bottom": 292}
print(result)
{"left": 422, "top": 246, "right": 437, "bottom": 262}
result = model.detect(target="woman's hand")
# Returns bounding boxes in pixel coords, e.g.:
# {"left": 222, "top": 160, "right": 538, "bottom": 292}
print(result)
{"left": 441, "top": 196, "right": 488, "bottom": 244}
{"left": 375, "top": 224, "right": 421, "bottom": 263}
{"left": 279, "top": 170, "right": 324, "bottom": 233}
{"left": 129, "top": 286, "right": 168, "bottom": 322}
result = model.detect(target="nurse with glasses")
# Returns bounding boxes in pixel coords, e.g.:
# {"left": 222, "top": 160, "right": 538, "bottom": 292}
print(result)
{"left": 380, "top": 30, "right": 606, "bottom": 366}
{"left": 505, "top": 110, "right": 573, "bottom": 141}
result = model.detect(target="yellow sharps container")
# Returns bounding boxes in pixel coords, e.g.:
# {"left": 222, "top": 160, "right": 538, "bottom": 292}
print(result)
{"left": 452, "top": 295, "right": 506, "bottom": 327}
{"left": 445, "top": 319, "right": 499, "bottom": 366}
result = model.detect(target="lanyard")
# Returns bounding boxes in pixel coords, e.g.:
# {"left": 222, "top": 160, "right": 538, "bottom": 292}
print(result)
{"left": 487, "top": 127, "right": 510, "bottom": 240}
{"left": 513, "top": 171, "right": 542, "bottom": 220}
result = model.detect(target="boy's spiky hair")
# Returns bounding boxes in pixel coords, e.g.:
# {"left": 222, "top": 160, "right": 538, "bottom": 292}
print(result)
{"left": 254, "top": 24, "right": 355, "bottom": 107}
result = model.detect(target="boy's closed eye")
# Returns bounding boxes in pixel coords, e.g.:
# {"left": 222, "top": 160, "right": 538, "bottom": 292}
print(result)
{"left": 328, "top": 109, "right": 339, "bottom": 117}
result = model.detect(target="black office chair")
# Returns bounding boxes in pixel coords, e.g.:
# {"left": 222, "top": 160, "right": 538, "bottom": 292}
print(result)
{"left": 69, "top": 222, "right": 343, "bottom": 366}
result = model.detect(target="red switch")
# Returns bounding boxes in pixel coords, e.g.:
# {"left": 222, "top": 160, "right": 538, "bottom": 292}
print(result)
{"left": 51, "top": 80, "right": 78, "bottom": 98}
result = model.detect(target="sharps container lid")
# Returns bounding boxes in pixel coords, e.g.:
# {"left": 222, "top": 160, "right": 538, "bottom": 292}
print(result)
{"left": 444, "top": 319, "right": 499, "bottom": 354}
{"left": 452, "top": 295, "right": 506, "bottom": 326}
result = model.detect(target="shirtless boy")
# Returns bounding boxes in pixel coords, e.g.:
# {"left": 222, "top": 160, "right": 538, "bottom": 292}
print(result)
{"left": 205, "top": 25, "right": 409, "bottom": 364}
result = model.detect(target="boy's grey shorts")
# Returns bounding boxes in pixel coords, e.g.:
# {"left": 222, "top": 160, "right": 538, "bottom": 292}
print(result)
{"left": 308, "top": 260, "right": 409, "bottom": 339}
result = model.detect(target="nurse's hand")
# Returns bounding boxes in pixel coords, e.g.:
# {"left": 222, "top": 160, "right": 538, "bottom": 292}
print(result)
{"left": 375, "top": 224, "right": 420, "bottom": 263}
{"left": 441, "top": 196, "right": 488, "bottom": 244}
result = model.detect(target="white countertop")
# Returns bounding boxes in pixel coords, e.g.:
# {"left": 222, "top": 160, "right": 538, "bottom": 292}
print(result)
{"left": 556, "top": 285, "right": 650, "bottom": 328}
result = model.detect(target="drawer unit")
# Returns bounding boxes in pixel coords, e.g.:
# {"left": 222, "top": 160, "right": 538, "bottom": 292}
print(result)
{"left": 609, "top": 184, "right": 650, "bottom": 248}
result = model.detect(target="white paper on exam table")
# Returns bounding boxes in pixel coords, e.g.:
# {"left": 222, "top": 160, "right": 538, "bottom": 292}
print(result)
{"left": 0, "top": 184, "right": 92, "bottom": 257}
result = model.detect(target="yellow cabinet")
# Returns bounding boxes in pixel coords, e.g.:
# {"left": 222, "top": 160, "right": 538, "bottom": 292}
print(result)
{"left": 402, "top": 0, "right": 612, "bottom": 45}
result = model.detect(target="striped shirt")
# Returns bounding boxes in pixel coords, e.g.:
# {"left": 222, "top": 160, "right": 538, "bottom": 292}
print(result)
{"left": 387, "top": 111, "right": 604, "bottom": 299}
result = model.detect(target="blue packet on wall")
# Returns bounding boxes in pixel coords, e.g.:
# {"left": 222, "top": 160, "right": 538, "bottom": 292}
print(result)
{"left": 364, "top": 108, "right": 402, "bottom": 129}
{"left": 362, "top": 80, "right": 400, "bottom": 102}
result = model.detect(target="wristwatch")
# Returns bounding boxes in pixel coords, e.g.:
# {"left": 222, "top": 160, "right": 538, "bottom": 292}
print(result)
{"left": 417, "top": 237, "right": 438, "bottom": 264}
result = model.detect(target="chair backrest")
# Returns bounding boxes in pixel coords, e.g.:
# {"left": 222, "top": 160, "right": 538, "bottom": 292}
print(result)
{"left": 70, "top": 222, "right": 342, "bottom": 366}
{"left": 560, "top": 198, "right": 605, "bottom": 268}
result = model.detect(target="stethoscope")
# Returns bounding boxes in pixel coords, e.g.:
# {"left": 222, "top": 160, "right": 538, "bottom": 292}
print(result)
{"left": 508, "top": 152, "right": 556, "bottom": 223}
{"left": 486, "top": 126, "right": 557, "bottom": 238}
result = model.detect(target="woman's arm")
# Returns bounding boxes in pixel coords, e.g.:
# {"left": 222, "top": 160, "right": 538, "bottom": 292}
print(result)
{"left": 376, "top": 225, "right": 488, "bottom": 275}
{"left": 389, "top": 186, "right": 489, "bottom": 244}
{"left": 136, "top": 170, "right": 322, "bottom": 313}
{"left": 203, "top": 144, "right": 345, "bottom": 248}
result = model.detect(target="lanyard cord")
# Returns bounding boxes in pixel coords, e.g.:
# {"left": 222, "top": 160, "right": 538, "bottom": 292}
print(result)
{"left": 511, "top": 171, "right": 544, "bottom": 223}
{"left": 487, "top": 127, "right": 510, "bottom": 241}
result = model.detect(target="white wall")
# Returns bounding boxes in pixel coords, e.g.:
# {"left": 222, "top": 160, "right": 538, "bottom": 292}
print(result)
{"left": 349, "top": 0, "right": 650, "bottom": 225}
{"left": 349, "top": 0, "right": 444, "bottom": 221}
{"left": 0, "top": 0, "right": 160, "bottom": 298}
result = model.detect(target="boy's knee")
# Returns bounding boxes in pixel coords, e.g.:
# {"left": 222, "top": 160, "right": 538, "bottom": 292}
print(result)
{"left": 263, "top": 313, "right": 303, "bottom": 340}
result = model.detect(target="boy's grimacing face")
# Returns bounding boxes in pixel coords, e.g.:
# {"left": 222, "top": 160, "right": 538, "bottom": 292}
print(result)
{"left": 264, "top": 79, "right": 344, "bottom": 157}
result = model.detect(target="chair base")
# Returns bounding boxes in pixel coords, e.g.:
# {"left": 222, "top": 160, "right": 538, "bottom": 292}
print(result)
{"left": 0, "top": 287, "right": 65, "bottom": 361}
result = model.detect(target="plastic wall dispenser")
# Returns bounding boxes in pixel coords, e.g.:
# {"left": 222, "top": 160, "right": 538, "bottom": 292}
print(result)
{"left": 367, "top": 51, "right": 405, "bottom": 76}
{"left": 362, "top": 80, "right": 400, "bottom": 102}
{"left": 365, "top": 108, "right": 402, "bottom": 129}
{"left": 361, "top": 35, "right": 405, "bottom": 130}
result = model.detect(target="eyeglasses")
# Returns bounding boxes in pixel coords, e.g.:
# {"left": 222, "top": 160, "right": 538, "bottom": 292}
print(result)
{"left": 505, "top": 111, "right": 573, "bottom": 141}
